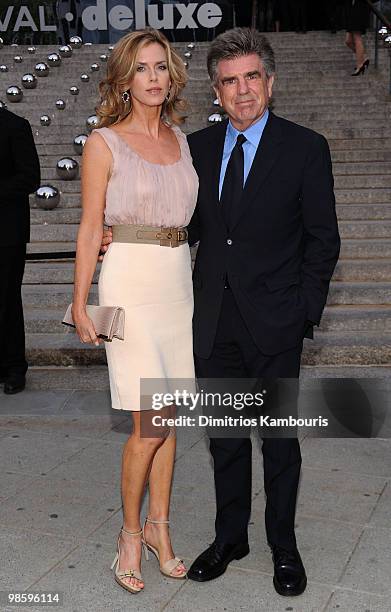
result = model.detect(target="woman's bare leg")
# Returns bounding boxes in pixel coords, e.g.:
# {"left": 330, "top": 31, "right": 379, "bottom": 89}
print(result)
{"left": 345, "top": 32, "right": 355, "bottom": 52}
{"left": 353, "top": 32, "right": 366, "bottom": 68}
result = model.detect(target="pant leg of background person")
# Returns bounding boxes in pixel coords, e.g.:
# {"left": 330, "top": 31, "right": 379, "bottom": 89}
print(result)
{"left": 298, "top": 0, "right": 308, "bottom": 31}
{"left": 0, "top": 244, "right": 28, "bottom": 379}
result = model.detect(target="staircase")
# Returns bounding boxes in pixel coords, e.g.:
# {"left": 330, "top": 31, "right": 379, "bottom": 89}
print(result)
{"left": 0, "top": 31, "right": 390, "bottom": 389}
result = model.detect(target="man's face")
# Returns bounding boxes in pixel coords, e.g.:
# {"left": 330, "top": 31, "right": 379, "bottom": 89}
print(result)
{"left": 214, "top": 53, "right": 274, "bottom": 131}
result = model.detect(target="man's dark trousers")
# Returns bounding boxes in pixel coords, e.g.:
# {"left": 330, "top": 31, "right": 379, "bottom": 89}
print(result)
{"left": 195, "top": 286, "right": 302, "bottom": 551}
{"left": 0, "top": 245, "right": 28, "bottom": 379}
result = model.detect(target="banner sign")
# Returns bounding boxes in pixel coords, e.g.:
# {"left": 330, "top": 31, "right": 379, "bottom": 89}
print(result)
{"left": 0, "top": 0, "right": 233, "bottom": 44}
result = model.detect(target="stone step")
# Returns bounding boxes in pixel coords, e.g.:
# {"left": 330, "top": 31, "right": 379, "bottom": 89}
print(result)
{"left": 20, "top": 280, "right": 391, "bottom": 308}
{"left": 331, "top": 150, "right": 391, "bottom": 162}
{"left": 334, "top": 188, "right": 391, "bottom": 204}
{"left": 21, "top": 257, "right": 391, "bottom": 285}
{"left": 23, "top": 304, "right": 391, "bottom": 334}
{"left": 23, "top": 330, "right": 391, "bottom": 367}
{"left": 336, "top": 203, "right": 391, "bottom": 220}
{"left": 334, "top": 175, "right": 391, "bottom": 188}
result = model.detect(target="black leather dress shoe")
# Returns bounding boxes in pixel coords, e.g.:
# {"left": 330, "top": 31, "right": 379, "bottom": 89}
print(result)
{"left": 188, "top": 540, "right": 250, "bottom": 582}
{"left": 270, "top": 544, "right": 307, "bottom": 596}
{"left": 4, "top": 377, "right": 26, "bottom": 395}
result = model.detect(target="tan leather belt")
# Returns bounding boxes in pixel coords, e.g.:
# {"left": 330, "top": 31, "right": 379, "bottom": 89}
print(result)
{"left": 112, "top": 224, "right": 188, "bottom": 248}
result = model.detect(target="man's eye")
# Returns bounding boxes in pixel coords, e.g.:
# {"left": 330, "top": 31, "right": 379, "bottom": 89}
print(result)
{"left": 224, "top": 78, "right": 236, "bottom": 85}
{"left": 247, "top": 74, "right": 259, "bottom": 80}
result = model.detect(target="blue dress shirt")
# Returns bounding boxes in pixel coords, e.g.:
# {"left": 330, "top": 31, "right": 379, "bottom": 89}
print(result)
{"left": 219, "top": 109, "right": 269, "bottom": 200}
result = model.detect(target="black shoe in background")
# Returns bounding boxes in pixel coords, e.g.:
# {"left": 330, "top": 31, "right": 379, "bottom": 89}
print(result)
{"left": 4, "top": 376, "right": 26, "bottom": 395}
{"left": 270, "top": 544, "right": 307, "bottom": 596}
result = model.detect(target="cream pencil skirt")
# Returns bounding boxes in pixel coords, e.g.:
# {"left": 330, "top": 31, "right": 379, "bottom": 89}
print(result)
{"left": 98, "top": 241, "right": 195, "bottom": 411}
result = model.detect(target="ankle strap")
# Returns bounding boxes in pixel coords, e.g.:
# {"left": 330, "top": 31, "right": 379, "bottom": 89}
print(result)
{"left": 121, "top": 527, "right": 143, "bottom": 536}
{"left": 145, "top": 517, "right": 169, "bottom": 525}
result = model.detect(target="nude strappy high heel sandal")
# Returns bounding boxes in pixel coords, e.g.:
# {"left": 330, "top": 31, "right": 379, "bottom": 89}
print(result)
{"left": 141, "top": 518, "right": 187, "bottom": 579}
{"left": 110, "top": 527, "right": 144, "bottom": 593}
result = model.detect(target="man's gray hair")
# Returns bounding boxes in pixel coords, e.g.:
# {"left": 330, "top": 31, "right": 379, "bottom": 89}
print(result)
{"left": 207, "top": 27, "right": 275, "bottom": 84}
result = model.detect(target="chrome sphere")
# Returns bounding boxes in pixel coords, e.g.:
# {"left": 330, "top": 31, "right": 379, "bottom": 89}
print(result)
{"left": 385, "top": 35, "right": 391, "bottom": 48}
{"left": 213, "top": 98, "right": 220, "bottom": 106}
{"left": 0, "top": 100, "right": 7, "bottom": 109}
{"left": 99, "top": 54, "right": 108, "bottom": 62}
{"left": 0, "top": 37, "right": 3, "bottom": 50}
{"left": 184, "top": 62, "right": 189, "bottom": 68}
{"left": 35, "top": 62, "right": 49, "bottom": 77}
{"left": 40, "top": 115, "right": 51, "bottom": 126}
{"left": 108, "top": 45, "right": 114, "bottom": 51}
{"left": 14, "top": 55, "right": 23, "bottom": 63}
{"left": 21, "top": 73, "right": 37, "bottom": 89}
{"left": 59, "top": 45, "right": 72, "bottom": 58}
{"left": 6, "top": 86, "right": 23, "bottom": 103}
{"left": 0, "top": 65, "right": 8, "bottom": 73}
{"left": 378, "top": 26, "right": 389, "bottom": 39}
{"left": 208, "top": 113, "right": 223, "bottom": 123}
{"left": 69, "top": 35, "right": 83, "bottom": 49}
{"left": 90, "top": 63, "right": 99, "bottom": 72}
{"left": 56, "top": 157, "right": 79, "bottom": 180}
{"left": 184, "top": 51, "right": 192, "bottom": 59}
{"left": 84, "top": 42, "right": 92, "bottom": 46}
{"left": 47, "top": 52, "right": 61, "bottom": 67}
{"left": 80, "top": 73, "right": 90, "bottom": 82}
{"left": 10, "top": 43, "right": 18, "bottom": 47}
{"left": 28, "top": 46, "right": 36, "bottom": 54}
{"left": 86, "top": 115, "right": 98, "bottom": 132}
{"left": 34, "top": 185, "right": 60, "bottom": 210}
{"left": 73, "top": 134, "right": 88, "bottom": 154}
{"left": 55, "top": 99, "right": 66, "bottom": 110}
{"left": 69, "top": 86, "right": 79, "bottom": 95}
{"left": 187, "top": 43, "right": 195, "bottom": 49}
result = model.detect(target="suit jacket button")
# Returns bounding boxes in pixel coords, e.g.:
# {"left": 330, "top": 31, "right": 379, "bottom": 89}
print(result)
{"left": 227, "top": 238, "right": 233, "bottom": 245}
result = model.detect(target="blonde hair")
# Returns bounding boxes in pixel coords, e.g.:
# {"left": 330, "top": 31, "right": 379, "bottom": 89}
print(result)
{"left": 96, "top": 28, "right": 188, "bottom": 127}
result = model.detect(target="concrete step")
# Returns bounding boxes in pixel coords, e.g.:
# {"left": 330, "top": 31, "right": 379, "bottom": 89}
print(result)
{"left": 336, "top": 203, "right": 391, "bottom": 221}
{"left": 340, "top": 240, "right": 391, "bottom": 259}
{"left": 334, "top": 175, "right": 391, "bottom": 189}
{"left": 331, "top": 150, "right": 391, "bottom": 162}
{"left": 334, "top": 188, "right": 391, "bottom": 204}
{"left": 23, "top": 330, "right": 391, "bottom": 367}
{"left": 338, "top": 221, "right": 391, "bottom": 239}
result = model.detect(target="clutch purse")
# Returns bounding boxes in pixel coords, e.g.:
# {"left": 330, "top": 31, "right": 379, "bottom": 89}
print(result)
{"left": 62, "top": 304, "right": 125, "bottom": 341}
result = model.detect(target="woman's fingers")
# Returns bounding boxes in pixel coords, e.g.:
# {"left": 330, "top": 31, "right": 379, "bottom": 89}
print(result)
{"left": 76, "top": 317, "right": 100, "bottom": 346}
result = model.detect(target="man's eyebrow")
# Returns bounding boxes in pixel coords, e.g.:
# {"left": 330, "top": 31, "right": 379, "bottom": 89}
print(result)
{"left": 221, "top": 70, "right": 262, "bottom": 82}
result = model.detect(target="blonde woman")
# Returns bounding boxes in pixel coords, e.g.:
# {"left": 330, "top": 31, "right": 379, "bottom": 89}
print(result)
{"left": 72, "top": 29, "right": 198, "bottom": 593}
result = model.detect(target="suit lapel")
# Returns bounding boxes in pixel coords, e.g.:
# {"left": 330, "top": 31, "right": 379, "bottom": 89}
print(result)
{"left": 205, "top": 120, "right": 228, "bottom": 218}
{"left": 229, "top": 112, "right": 284, "bottom": 232}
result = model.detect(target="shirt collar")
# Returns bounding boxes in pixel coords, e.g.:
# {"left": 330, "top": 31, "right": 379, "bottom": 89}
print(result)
{"left": 226, "top": 109, "right": 269, "bottom": 148}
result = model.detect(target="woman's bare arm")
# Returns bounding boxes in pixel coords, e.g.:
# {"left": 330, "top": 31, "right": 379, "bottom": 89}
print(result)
{"left": 72, "top": 131, "right": 112, "bottom": 344}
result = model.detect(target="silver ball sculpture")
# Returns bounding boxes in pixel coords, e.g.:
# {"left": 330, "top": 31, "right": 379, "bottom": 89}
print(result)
{"left": 28, "top": 46, "right": 36, "bottom": 54}
{"left": 40, "top": 115, "right": 51, "bottom": 126}
{"left": 84, "top": 42, "right": 92, "bottom": 46}
{"left": 99, "top": 54, "right": 108, "bottom": 62}
{"left": 73, "top": 134, "right": 88, "bottom": 154}
{"left": 108, "top": 45, "right": 114, "bottom": 51}
{"left": 11, "top": 43, "right": 18, "bottom": 47}
{"left": 208, "top": 113, "right": 223, "bottom": 123}
{"left": 184, "top": 51, "right": 192, "bottom": 59}
{"left": 69, "top": 35, "right": 83, "bottom": 49}
{"left": 59, "top": 45, "right": 72, "bottom": 58}
{"left": 34, "top": 185, "right": 60, "bottom": 210}
{"left": 90, "top": 63, "right": 99, "bottom": 72}
{"left": 47, "top": 53, "right": 61, "bottom": 67}
{"left": 378, "top": 26, "right": 388, "bottom": 39}
{"left": 184, "top": 62, "right": 189, "bottom": 68}
{"left": 187, "top": 43, "right": 195, "bottom": 49}
{"left": 86, "top": 115, "right": 98, "bottom": 132}
{"left": 0, "top": 65, "right": 8, "bottom": 73}
{"left": 6, "top": 86, "right": 23, "bottom": 103}
{"left": 56, "top": 157, "right": 79, "bottom": 180}
{"left": 21, "top": 73, "right": 37, "bottom": 89}
{"left": 80, "top": 73, "right": 90, "bottom": 82}
{"left": 70, "top": 86, "right": 79, "bottom": 95}
{"left": 14, "top": 55, "right": 23, "bottom": 63}
{"left": 385, "top": 35, "right": 391, "bottom": 48}
{"left": 35, "top": 62, "right": 49, "bottom": 77}
{"left": 213, "top": 98, "right": 220, "bottom": 106}
{"left": 56, "top": 99, "right": 66, "bottom": 110}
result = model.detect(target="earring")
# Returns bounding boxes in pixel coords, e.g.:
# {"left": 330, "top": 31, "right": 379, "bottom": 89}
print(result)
{"left": 121, "top": 90, "right": 130, "bottom": 103}
{"left": 166, "top": 89, "right": 171, "bottom": 102}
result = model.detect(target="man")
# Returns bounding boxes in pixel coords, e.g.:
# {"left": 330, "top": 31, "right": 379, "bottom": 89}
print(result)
{"left": 0, "top": 108, "right": 40, "bottom": 394}
{"left": 100, "top": 27, "right": 340, "bottom": 596}
{"left": 185, "top": 28, "right": 339, "bottom": 596}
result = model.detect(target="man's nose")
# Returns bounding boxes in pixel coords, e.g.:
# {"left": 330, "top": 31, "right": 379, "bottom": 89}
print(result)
{"left": 237, "top": 77, "right": 249, "bottom": 95}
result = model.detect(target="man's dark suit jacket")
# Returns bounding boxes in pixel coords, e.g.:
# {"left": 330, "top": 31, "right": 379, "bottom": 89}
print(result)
{"left": 187, "top": 111, "right": 340, "bottom": 358}
{"left": 0, "top": 109, "right": 40, "bottom": 246}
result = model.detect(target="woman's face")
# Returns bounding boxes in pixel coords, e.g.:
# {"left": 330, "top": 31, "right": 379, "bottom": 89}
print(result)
{"left": 128, "top": 42, "right": 171, "bottom": 109}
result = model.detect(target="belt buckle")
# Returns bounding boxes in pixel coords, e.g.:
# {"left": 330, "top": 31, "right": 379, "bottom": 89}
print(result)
{"left": 159, "top": 227, "right": 178, "bottom": 248}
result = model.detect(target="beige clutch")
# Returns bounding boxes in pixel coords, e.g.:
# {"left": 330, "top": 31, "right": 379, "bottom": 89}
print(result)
{"left": 62, "top": 304, "right": 125, "bottom": 341}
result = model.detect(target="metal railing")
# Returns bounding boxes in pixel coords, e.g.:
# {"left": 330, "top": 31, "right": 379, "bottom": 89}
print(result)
{"left": 366, "top": 0, "right": 391, "bottom": 93}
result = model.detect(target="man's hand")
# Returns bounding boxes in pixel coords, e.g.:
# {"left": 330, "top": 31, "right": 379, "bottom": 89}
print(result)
{"left": 98, "top": 226, "right": 113, "bottom": 261}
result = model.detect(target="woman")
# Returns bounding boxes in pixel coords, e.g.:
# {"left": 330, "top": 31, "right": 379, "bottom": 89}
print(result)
{"left": 344, "top": 0, "right": 371, "bottom": 75}
{"left": 72, "top": 28, "right": 198, "bottom": 593}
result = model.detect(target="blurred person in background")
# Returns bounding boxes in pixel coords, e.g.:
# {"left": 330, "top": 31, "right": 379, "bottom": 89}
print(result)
{"left": 344, "top": 0, "right": 371, "bottom": 75}
{"left": 0, "top": 108, "right": 40, "bottom": 394}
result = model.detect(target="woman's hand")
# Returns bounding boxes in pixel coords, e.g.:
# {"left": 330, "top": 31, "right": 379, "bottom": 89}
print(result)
{"left": 72, "top": 307, "right": 101, "bottom": 346}
{"left": 98, "top": 226, "right": 113, "bottom": 262}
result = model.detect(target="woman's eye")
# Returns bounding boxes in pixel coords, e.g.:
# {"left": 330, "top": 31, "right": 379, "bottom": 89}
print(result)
{"left": 159, "top": 65, "right": 167, "bottom": 70}
{"left": 136, "top": 66, "right": 145, "bottom": 72}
